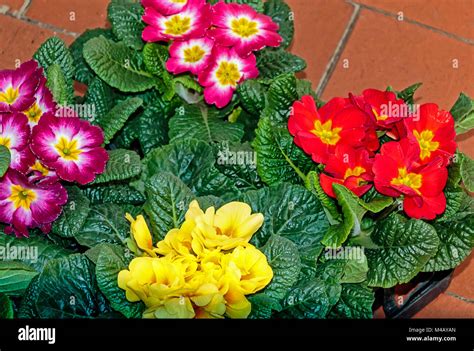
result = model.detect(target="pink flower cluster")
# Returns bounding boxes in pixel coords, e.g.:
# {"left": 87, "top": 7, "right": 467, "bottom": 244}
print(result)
{"left": 0, "top": 61, "right": 108, "bottom": 237}
{"left": 142, "top": 0, "right": 282, "bottom": 108}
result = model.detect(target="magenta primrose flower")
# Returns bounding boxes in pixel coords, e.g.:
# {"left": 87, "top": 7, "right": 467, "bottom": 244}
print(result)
{"left": 141, "top": 0, "right": 189, "bottom": 16}
{"left": 142, "top": 0, "right": 210, "bottom": 42}
{"left": 166, "top": 37, "right": 215, "bottom": 75}
{"left": 30, "top": 114, "right": 109, "bottom": 185}
{"left": 23, "top": 75, "right": 56, "bottom": 128}
{"left": 208, "top": 2, "right": 282, "bottom": 57}
{"left": 0, "top": 169, "right": 67, "bottom": 237}
{"left": 0, "top": 113, "right": 35, "bottom": 173}
{"left": 199, "top": 46, "right": 258, "bottom": 108}
{"left": 0, "top": 61, "right": 40, "bottom": 113}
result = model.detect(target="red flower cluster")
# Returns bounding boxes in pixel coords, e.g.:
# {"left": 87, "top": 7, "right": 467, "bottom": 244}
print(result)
{"left": 289, "top": 89, "right": 457, "bottom": 220}
{"left": 141, "top": 0, "right": 282, "bottom": 107}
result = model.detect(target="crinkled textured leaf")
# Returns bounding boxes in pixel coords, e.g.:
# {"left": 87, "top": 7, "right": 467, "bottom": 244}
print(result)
{"left": 305, "top": 171, "right": 341, "bottom": 222}
{"left": 261, "top": 235, "right": 301, "bottom": 301}
{"left": 263, "top": 0, "right": 294, "bottom": 48}
{"left": 422, "top": 216, "right": 474, "bottom": 272}
{"left": 241, "top": 183, "right": 329, "bottom": 249}
{"left": 83, "top": 185, "right": 146, "bottom": 205}
{"left": 262, "top": 73, "right": 298, "bottom": 123}
{"left": 45, "top": 64, "right": 74, "bottom": 105}
{"left": 33, "top": 254, "right": 111, "bottom": 318}
{"left": 144, "top": 172, "right": 194, "bottom": 241}
{"left": 70, "top": 28, "right": 115, "bottom": 84}
{"left": 143, "top": 139, "right": 238, "bottom": 196}
{"left": 96, "top": 244, "right": 143, "bottom": 318}
{"left": 253, "top": 117, "right": 314, "bottom": 185}
{"left": 93, "top": 149, "right": 142, "bottom": 185}
{"left": 396, "top": 83, "right": 422, "bottom": 105}
{"left": 83, "top": 36, "right": 156, "bottom": 92}
{"left": 108, "top": 1, "right": 144, "bottom": 50}
{"left": 75, "top": 204, "right": 129, "bottom": 248}
{"left": 0, "top": 145, "right": 10, "bottom": 178}
{"left": 52, "top": 186, "right": 91, "bottom": 238}
{"left": 248, "top": 293, "right": 281, "bottom": 319}
{"left": 0, "top": 261, "right": 38, "bottom": 296}
{"left": 84, "top": 77, "right": 116, "bottom": 122}
{"left": 0, "top": 293, "right": 14, "bottom": 318}
{"left": 210, "top": 0, "right": 264, "bottom": 12}
{"left": 450, "top": 92, "right": 474, "bottom": 135}
{"left": 329, "top": 283, "right": 374, "bottom": 319}
{"left": 461, "top": 153, "right": 474, "bottom": 192}
{"left": 100, "top": 97, "right": 143, "bottom": 144}
{"left": 34, "top": 37, "right": 75, "bottom": 80}
{"left": 169, "top": 104, "right": 244, "bottom": 144}
{"left": 366, "top": 214, "right": 439, "bottom": 288}
{"left": 237, "top": 79, "right": 267, "bottom": 115}
{"left": 257, "top": 49, "right": 306, "bottom": 79}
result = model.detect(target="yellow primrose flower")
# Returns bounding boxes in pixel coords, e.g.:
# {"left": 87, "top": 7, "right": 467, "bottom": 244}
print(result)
{"left": 118, "top": 257, "right": 156, "bottom": 303}
{"left": 155, "top": 227, "right": 194, "bottom": 258}
{"left": 224, "top": 287, "right": 251, "bottom": 319}
{"left": 143, "top": 297, "right": 195, "bottom": 319}
{"left": 190, "top": 282, "right": 226, "bottom": 319}
{"left": 223, "top": 245, "right": 273, "bottom": 295}
{"left": 126, "top": 213, "right": 156, "bottom": 257}
{"left": 190, "top": 201, "right": 264, "bottom": 254}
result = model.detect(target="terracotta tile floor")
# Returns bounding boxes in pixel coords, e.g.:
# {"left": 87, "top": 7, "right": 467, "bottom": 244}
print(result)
{"left": 0, "top": 0, "right": 472, "bottom": 318}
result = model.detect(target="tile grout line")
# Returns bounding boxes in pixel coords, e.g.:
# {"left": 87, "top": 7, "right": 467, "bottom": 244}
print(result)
{"left": 0, "top": 12, "right": 78, "bottom": 37}
{"left": 16, "top": 0, "right": 31, "bottom": 17}
{"left": 315, "top": 3, "right": 361, "bottom": 97}
{"left": 446, "top": 291, "right": 474, "bottom": 304}
{"left": 351, "top": 1, "right": 474, "bottom": 46}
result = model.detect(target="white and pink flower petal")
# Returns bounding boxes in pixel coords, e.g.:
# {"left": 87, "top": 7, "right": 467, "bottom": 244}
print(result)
{"left": 9, "top": 147, "right": 35, "bottom": 174}
{"left": 23, "top": 76, "right": 57, "bottom": 127}
{"left": 141, "top": 0, "right": 192, "bottom": 15}
{"left": 0, "top": 60, "right": 41, "bottom": 113}
{"left": 166, "top": 37, "right": 214, "bottom": 75}
{"left": 0, "top": 113, "right": 30, "bottom": 150}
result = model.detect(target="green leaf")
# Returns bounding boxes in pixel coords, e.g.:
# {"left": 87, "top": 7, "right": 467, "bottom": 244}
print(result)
{"left": 0, "top": 293, "right": 14, "bottom": 318}
{"left": 74, "top": 204, "right": 129, "bottom": 248}
{"left": 45, "top": 64, "right": 74, "bottom": 105}
{"left": 248, "top": 293, "right": 281, "bottom": 319}
{"left": 396, "top": 83, "right": 422, "bottom": 105}
{"left": 0, "top": 145, "right": 10, "bottom": 177}
{"left": 52, "top": 186, "right": 91, "bottom": 238}
{"left": 365, "top": 214, "right": 439, "bottom": 288}
{"left": 241, "top": 183, "right": 330, "bottom": 249}
{"left": 142, "top": 42, "right": 169, "bottom": 76}
{"left": 257, "top": 49, "right": 306, "bottom": 79}
{"left": 137, "top": 104, "right": 170, "bottom": 155}
{"left": 0, "top": 261, "right": 38, "bottom": 296}
{"left": 422, "top": 216, "right": 474, "bottom": 272}
{"left": 461, "top": 154, "right": 474, "bottom": 192}
{"left": 32, "top": 254, "right": 111, "bottom": 318}
{"left": 169, "top": 103, "right": 244, "bottom": 144}
{"left": 96, "top": 244, "right": 143, "bottom": 318}
{"left": 261, "top": 235, "right": 301, "bottom": 301}
{"left": 93, "top": 149, "right": 142, "bottom": 185}
{"left": 237, "top": 79, "right": 267, "bottom": 115}
{"left": 100, "top": 97, "right": 143, "bottom": 144}
{"left": 280, "top": 277, "right": 341, "bottom": 318}
{"left": 215, "top": 142, "right": 263, "bottom": 192}
{"left": 330, "top": 283, "right": 374, "bottom": 319}
{"left": 264, "top": 0, "right": 294, "bottom": 48}
{"left": 253, "top": 117, "right": 314, "bottom": 185}
{"left": 216, "top": 0, "right": 264, "bottom": 12}
{"left": 34, "top": 37, "right": 75, "bottom": 80}
{"left": 70, "top": 28, "right": 115, "bottom": 84}
{"left": 450, "top": 92, "right": 474, "bottom": 135}
{"left": 84, "top": 77, "right": 116, "bottom": 122}
{"left": 323, "top": 184, "right": 393, "bottom": 248}
{"left": 108, "top": 1, "right": 144, "bottom": 50}
{"left": 0, "top": 235, "right": 71, "bottom": 271}
{"left": 144, "top": 172, "right": 195, "bottom": 241}
{"left": 262, "top": 73, "right": 298, "bottom": 123}
{"left": 305, "top": 171, "right": 341, "bottom": 222}
{"left": 83, "top": 185, "right": 146, "bottom": 205}
{"left": 341, "top": 251, "right": 369, "bottom": 284}
{"left": 143, "top": 139, "right": 237, "bottom": 197}
{"left": 83, "top": 36, "right": 156, "bottom": 92}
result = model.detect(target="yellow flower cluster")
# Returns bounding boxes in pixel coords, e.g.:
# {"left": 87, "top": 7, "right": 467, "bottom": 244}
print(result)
{"left": 118, "top": 200, "right": 273, "bottom": 319}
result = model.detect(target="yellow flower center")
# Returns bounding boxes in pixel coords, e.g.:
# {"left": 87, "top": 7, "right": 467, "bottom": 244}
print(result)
{"left": 171, "top": 0, "right": 186, "bottom": 3}
{"left": 231, "top": 17, "right": 259, "bottom": 38}
{"left": 391, "top": 167, "right": 422, "bottom": 193}
{"left": 31, "top": 161, "right": 50, "bottom": 176}
{"left": 9, "top": 185, "right": 37, "bottom": 210}
{"left": 311, "top": 120, "right": 342, "bottom": 145}
{"left": 164, "top": 15, "right": 192, "bottom": 36}
{"left": 183, "top": 45, "right": 206, "bottom": 63}
{"left": 413, "top": 130, "right": 439, "bottom": 160}
{"left": 344, "top": 166, "right": 366, "bottom": 180}
{"left": 372, "top": 107, "right": 388, "bottom": 121}
{"left": 0, "top": 136, "right": 11, "bottom": 149}
{"left": 54, "top": 136, "right": 82, "bottom": 161}
{"left": 215, "top": 61, "right": 241, "bottom": 87}
{"left": 25, "top": 103, "right": 43, "bottom": 124}
{"left": 0, "top": 87, "right": 20, "bottom": 105}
